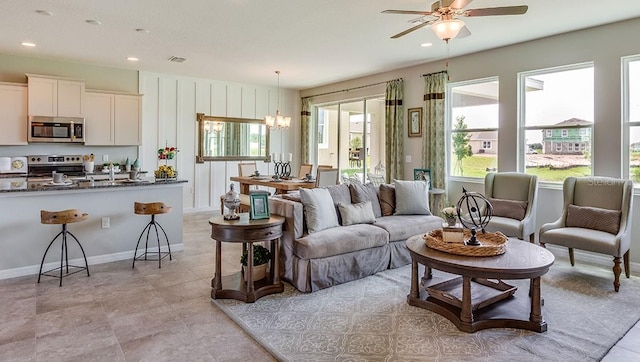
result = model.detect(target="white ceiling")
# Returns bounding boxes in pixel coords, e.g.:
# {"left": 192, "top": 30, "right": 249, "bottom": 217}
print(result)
{"left": 2, "top": 0, "right": 640, "bottom": 90}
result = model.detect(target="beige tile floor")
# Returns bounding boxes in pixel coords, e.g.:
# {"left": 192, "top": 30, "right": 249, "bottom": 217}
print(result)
{"left": 0, "top": 211, "right": 637, "bottom": 361}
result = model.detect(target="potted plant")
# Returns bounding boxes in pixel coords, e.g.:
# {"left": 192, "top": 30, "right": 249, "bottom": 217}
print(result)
{"left": 442, "top": 206, "right": 458, "bottom": 226}
{"left": 240, "top": 244, "right": 272, "bottom": 281}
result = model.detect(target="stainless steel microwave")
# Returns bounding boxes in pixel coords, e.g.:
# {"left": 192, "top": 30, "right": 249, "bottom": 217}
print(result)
{"left": 28, "top": 116, "right": 85, "bottom": 143}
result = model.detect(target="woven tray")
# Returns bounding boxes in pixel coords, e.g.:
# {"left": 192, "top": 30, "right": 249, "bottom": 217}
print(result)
{"left": 423, "top": 229, "right": 508, "bottom": 257}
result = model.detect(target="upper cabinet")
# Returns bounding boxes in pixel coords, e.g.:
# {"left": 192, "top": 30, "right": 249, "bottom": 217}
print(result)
{"left": 0, "top": 83, "right": 28, "bottom": 145}
{"left": 84, "top": 91, "right": 141, "bottom": 145}
{"left": 26, "top": 74, "right": 84, "bottom": 117}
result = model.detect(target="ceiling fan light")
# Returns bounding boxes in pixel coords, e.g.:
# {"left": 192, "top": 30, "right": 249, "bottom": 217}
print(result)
{"left": 431, "top": 18, "right": 465, "bottom": 40}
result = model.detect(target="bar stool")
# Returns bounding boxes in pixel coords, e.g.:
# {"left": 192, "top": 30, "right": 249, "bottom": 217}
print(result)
{"left": 38, "top": 209, "right": 90, "bottom": 287}
{"left": 132, "top": 202, "right": 172, "bottom": 268}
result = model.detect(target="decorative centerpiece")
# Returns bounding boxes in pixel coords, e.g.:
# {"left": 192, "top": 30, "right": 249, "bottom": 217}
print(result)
{"left": 456, "top": 187, "right": 494, "bottom": 246}
{"left": 158, "top": 146, "right": 178, "bottom": 160}
{"left": 154, "top": 165, "right": 177, "bottom": 179}
{"left": 240, "top": 244, "right": 271, "bottom": 281}
{"left": 132, "top": 158, "right": 140, "bottom": 172}
{"left": 442, "top": 206, "right": 457, "bottom": 226}
{"left": 223, "top": 183, "right": 241, "bottom": 220}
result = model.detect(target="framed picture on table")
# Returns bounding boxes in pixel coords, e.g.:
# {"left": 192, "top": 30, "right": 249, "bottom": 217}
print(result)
{"left": 408, "top": 108, "right": 423, "bottom": 137}
{"left": 250, "top": 192, "right": 270, "bottom": 220}
{"left": 413, "top": 168, "right": 432, "bottom": 190}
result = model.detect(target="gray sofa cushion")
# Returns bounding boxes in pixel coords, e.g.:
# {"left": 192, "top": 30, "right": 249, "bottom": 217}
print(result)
{"left": 293, "top": 224, "right": 389, "bottom": 259}
{"left": 566, "top": 204, "right": 621, "bottom": 235}
{"left": 300, "top": 188, "right": 339, "bottom": 233}
{"left": 374, "top": 214, "right": 444, "bottom": 242}
{"left": 338, "top": 201, "right": 376, "bottom": 226}
{"left": 349, "top": 183, "right": 382, "bottom": 218}
{"left": 325, "top": 183, "right": 352, "bottom": 224}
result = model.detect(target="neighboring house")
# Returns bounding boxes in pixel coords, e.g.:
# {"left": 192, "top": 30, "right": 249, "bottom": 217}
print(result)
{"left": 468, "top": 131, "right": 498, "bottom": 154}
{"left": 541, "top": 118, "right": 592, "bottom": 154}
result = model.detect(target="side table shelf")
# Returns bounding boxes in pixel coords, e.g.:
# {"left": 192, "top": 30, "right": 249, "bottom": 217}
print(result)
{"left": 209, "top": 213, "right": 285, "bottom": 303}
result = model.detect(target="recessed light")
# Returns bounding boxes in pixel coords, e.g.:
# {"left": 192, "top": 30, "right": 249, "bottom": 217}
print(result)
{"left": 86, "top": 20, "right": 102, "bottom": 25}
{"left": 421, "top": 42, "right": 433, "bottom": 47}
{"left": 35, "top": 10, "right": 53, "bottom": 16}
{"left": 135, "top": 28, "right": 149, "bottom": 34}
{"left": 127, "top": 57, "right": 139, "bottom": 62}
{"left": 21, "top": 42, "right": 36, "bottom": 47}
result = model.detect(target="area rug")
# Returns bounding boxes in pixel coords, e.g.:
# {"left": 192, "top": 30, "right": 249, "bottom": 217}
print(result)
{"left": 212, "top": 260, "right": 640, "bottom": 361}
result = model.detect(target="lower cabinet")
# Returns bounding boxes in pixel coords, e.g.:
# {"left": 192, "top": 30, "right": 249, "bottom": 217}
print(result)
{"left": 0, "top": 83, "right": 28, "bottom": 145}
{"left": 85, "top": 91, "right": 141, "bottom": 145}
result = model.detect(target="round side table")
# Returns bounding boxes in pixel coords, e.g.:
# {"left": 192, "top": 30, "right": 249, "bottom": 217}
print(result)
{"left": 209, "top": 213, "right": 285, "bottom": 303}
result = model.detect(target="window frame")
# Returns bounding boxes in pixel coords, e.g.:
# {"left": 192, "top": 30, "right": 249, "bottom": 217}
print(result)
{"left": 517, "top": 62, "right": 594, "bottom": 184}
{"left": 622, "top": 54, "right": 640, "bottom": 186}
{"left": 446, "top": 76, "right": 500, "bottom": 181}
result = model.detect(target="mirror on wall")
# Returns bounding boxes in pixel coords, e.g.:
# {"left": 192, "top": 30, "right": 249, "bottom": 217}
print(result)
{"left": 196, "top": 113, "right": 270, "bottom": 162}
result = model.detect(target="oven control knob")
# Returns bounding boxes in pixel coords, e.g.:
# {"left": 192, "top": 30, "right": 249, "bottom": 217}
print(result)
{"left": 37, "top": 157, "right": 41, "bottom": 162}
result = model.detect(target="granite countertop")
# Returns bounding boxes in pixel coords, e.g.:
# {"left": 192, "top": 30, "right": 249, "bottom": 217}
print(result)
{"left": 0, "top": 178, "right": 187, "bottom": 193}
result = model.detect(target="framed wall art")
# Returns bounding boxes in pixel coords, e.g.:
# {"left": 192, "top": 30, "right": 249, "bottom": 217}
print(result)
{"left": 408, "top": 108, "right": 423, "bottom": 137}
{"left": 250, "top": 192, "right": 270, "bottom": 219}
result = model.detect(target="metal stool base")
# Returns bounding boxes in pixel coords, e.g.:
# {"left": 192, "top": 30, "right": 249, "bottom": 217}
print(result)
{"left": 132, "top": 215, "right": 172, "bottom": 268}
{"left": 37, "top": 225, "right": 90, "bottom": 287}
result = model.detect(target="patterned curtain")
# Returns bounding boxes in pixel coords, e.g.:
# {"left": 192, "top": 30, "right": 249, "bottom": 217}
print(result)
{"left": 224, "top": 122, "right": 241, "bottom": 156}
{"left": 385, "top": 79, "right": 404, "bottom": 181}
{"left": 300, "top": 98, "right": 311, "bottom": 164}
{"left": 423, "top": 71, "right": 448, "bottom": 210}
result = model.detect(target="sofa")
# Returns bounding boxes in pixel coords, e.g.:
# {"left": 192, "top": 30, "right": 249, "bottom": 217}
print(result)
{"left": 269, "top": 181, "right": 443, "bottom": 292}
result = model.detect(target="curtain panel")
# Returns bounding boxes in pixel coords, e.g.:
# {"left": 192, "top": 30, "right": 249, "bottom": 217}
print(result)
{"left": 423, "top": 71, "right": 447, "bottom": 210}
{"left": 385, "top": 79, "right": 404, "bottom": 182}
{"left": 300, "top": 98, "right": 311, "bottom": 164}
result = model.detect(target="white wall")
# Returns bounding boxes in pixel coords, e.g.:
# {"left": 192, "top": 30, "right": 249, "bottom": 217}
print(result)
{"left": 139, "top": 72, "right": 299, "bottom": 212}
{"left": 300, "top": 18, "right": 640, "bottom": 264}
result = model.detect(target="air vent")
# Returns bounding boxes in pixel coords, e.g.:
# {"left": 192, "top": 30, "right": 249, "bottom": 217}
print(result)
{"left": 168, "top": 56, "right": 187, "bottom": 63}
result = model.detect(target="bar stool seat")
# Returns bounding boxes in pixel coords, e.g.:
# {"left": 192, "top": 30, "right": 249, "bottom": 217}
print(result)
{"left": 132, "top": 202, "right": 172, "bottom": 268}
{"left": 38, "top": 209, "right": 90, "bottom": 286}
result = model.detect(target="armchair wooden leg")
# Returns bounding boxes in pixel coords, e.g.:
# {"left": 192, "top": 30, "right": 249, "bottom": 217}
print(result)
{"left": 624, "top": 250, "right": 631, "bottom": 278}
{"left": 613, "top": 256, "right": 622, "bottom": 292}
{"left": 568, "top": 248, "right": 575, "bottom": 266}
{"left": 529, "top": 233, "right": 535, "bottom": 244}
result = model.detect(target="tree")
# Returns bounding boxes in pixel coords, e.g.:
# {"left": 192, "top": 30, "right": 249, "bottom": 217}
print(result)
{"left": 452, "top": 115, "right": 473, "bottom": 175}
{"left": 350, "top": 136, "right": 362, "bottom": 149}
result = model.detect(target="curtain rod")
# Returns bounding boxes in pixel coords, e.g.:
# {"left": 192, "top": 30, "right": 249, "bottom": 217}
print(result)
{"left": 421, "top": 70, "right": 448, "bottom": 77}
{"left": 302, "top": 78, "right": 403, "bottom": 99}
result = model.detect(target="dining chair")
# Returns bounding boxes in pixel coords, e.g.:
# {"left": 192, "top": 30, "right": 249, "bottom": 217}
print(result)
{"left": 238, "top": 162, "right": 258, "bottom": 177}
{"left": 298, "top": 164, "right": 313, "bottom": 179}
{"left": 539, "top": 176, "right": 633, "bottom": 292}
{"left": 367, "top": 173, "right": 386, "bottom": 187}
{"left": 316, "top": 168, "right": 340, "bottom": 187}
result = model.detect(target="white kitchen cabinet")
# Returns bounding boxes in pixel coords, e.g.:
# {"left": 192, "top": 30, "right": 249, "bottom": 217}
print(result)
{"left": 0, "top": 83, "right": 28, "bottom": 145}
{"left": 27, "top": 74, "right": 84, "bottom": 117}
{"left": 84, "top": 91, "right": 141, "bottom": 145}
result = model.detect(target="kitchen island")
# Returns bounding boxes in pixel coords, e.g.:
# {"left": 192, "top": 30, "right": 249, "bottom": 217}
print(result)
{"left": 0, "top": 179, "right": 186, "bottom": 279}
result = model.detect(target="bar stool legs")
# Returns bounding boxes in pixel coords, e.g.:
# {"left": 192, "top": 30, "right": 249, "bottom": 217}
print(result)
{"left": 132, "top": 202, "right": 173, "bottom": 268}
{"left": 38, "top": 209, "right": 90, "bottom": 287}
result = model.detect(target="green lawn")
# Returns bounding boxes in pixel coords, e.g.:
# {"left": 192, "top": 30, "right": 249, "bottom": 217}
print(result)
{"left": 453, "top": 155, "right": 591, "bottom": 181}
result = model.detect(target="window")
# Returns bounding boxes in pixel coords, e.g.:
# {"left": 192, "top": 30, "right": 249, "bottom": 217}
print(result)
{"left": 519, "top": 63, "right": 594, "bottom": 182}
{"left": 317, "top": 108, "right": 328, "bottom": 149}
{"left": 624, "top": 55, "right": 640, "bottom": 185}
{"left": 447, "top": 77, "right": 499, "bottom": 178}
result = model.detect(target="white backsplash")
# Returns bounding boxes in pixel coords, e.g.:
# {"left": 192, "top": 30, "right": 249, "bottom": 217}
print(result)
{"left": 0, "top": 144, "right": 139, "bottom": 169}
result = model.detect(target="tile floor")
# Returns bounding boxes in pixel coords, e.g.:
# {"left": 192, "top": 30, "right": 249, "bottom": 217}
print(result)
{"left": 0, "top": 211, "right": 638, "bottom": 361}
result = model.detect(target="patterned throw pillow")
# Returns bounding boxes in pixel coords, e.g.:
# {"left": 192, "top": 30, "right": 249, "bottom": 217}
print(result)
{"left": 488, "top": 198, "right": 528, "bottom": 221}
{"left": 378, "top": 184, "right": 395, "bottom": 216}
{"left": 565, "top": 204, "right": 622, "bottom": 235}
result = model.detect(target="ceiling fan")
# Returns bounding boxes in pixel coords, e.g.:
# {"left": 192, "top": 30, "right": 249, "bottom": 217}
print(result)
{"left": 383, "top": 0, "right": 528, "bottom": 41}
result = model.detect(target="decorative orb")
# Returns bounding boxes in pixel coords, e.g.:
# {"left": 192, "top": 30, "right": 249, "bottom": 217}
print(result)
{"left": 455, "top": 187, "right": 493, "bottom": 245}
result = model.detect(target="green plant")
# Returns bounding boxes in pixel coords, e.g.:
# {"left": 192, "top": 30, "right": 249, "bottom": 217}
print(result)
{"left": 452, "top": 115, "right": 473, "bottom": 175}
{"left": 350, "top": 136, "right": 362, "bottom": 149}
{"left": 240, "top": 245, "right": 272, "bottom": 266}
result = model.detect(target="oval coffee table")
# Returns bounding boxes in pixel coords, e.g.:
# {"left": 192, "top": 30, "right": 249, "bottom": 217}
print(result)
{"left": 406, "top": 234, "right": 554, "bottom": 333}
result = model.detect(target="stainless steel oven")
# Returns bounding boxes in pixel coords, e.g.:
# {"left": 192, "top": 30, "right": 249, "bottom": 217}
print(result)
{"left": 28, "top": 116, "right": 85, "bottom": 143}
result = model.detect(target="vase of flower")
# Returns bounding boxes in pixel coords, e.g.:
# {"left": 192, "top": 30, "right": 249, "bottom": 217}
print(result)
{"left": 442, "top": 206, "right": 458, "bottom": 227}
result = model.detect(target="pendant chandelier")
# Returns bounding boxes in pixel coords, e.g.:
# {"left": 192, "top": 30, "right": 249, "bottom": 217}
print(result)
{"left": 265, "top": 70, "right": 291, "bottom": 130}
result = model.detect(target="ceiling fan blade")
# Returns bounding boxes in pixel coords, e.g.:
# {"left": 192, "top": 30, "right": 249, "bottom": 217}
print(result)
{"left": 382, "top": 9, "right": 432, "bottom": 16}
{"left": 449, "top": 0, "right": 473, "bottom": 9}
{"left": 391, "top": 21, "right": 432, "bottom": 39}
{"left": 464, "top": 5, "right": 528, "bottom": 17}
{"left": 456, "top": 25, "right": 472, "bottom": 39}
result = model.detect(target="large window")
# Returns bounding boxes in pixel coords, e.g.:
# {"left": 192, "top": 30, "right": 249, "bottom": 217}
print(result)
{"left": 519, "top": 63, "right": 594, "bottom": 182}
{"left": 624, "top": 55, "right": 640, "bottom": 184}
{"left": 447, "top": 77, "right": 499, "bottom": 178}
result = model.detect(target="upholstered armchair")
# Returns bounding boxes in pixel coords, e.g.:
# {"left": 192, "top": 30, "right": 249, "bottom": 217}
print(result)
{"left": 539, "top": 177, "right": 633, "bottom": 292}
{"left": 484, "top": 172, "right": 538, "bottom": 243}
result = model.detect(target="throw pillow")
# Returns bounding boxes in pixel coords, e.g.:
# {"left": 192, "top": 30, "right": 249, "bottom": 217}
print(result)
{"left": 378, "top": 183, "right": 395, "bottom": 216}
{"left": 393, "top": 180, "right": 431, "bottom": 215}
{"left": 488, "top": 197, "right": 528, "bottom": 221}
{"left": 281, "top": 192, "right": 301, "bottom": 203}
{"left": 338, "top": 201, "right": 376, "bottom": 226}
{"left": 299, "top": 188, "right": 339, "bottom": 233}
{"left": 566, "top": 204, "right": 622, "bottom": 235}
{"left": 324, "top": 183, "right": 351, "bottom": 225}
{"left": 349, "top": 183, "right": 382, "bottom": 218}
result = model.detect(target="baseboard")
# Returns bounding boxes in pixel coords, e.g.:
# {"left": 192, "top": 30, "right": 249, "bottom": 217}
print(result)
{"left": 546, "top": 244, "right": 640, "bottom": 274}
{"left": 0, "top": 243, "right": 184, "bottom": 280}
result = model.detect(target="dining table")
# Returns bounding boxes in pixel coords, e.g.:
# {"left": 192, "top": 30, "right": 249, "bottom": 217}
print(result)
{"left": 230, "top": 176, "right": 317, "bottom": 195}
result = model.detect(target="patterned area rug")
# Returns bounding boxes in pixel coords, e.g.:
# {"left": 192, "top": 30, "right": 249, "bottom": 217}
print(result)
{"left": 212, "top": 260, "right": 640, "bottom": 361}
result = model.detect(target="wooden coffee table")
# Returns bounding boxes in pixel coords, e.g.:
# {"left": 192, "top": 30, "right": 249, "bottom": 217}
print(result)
{"left": 406, "top": 234, "right": 554, "bottom": 333}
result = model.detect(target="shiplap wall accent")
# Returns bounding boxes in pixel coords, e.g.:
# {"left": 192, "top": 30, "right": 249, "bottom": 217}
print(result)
{"left": 139, "top": 72, "right": 299, "bottom": 212}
